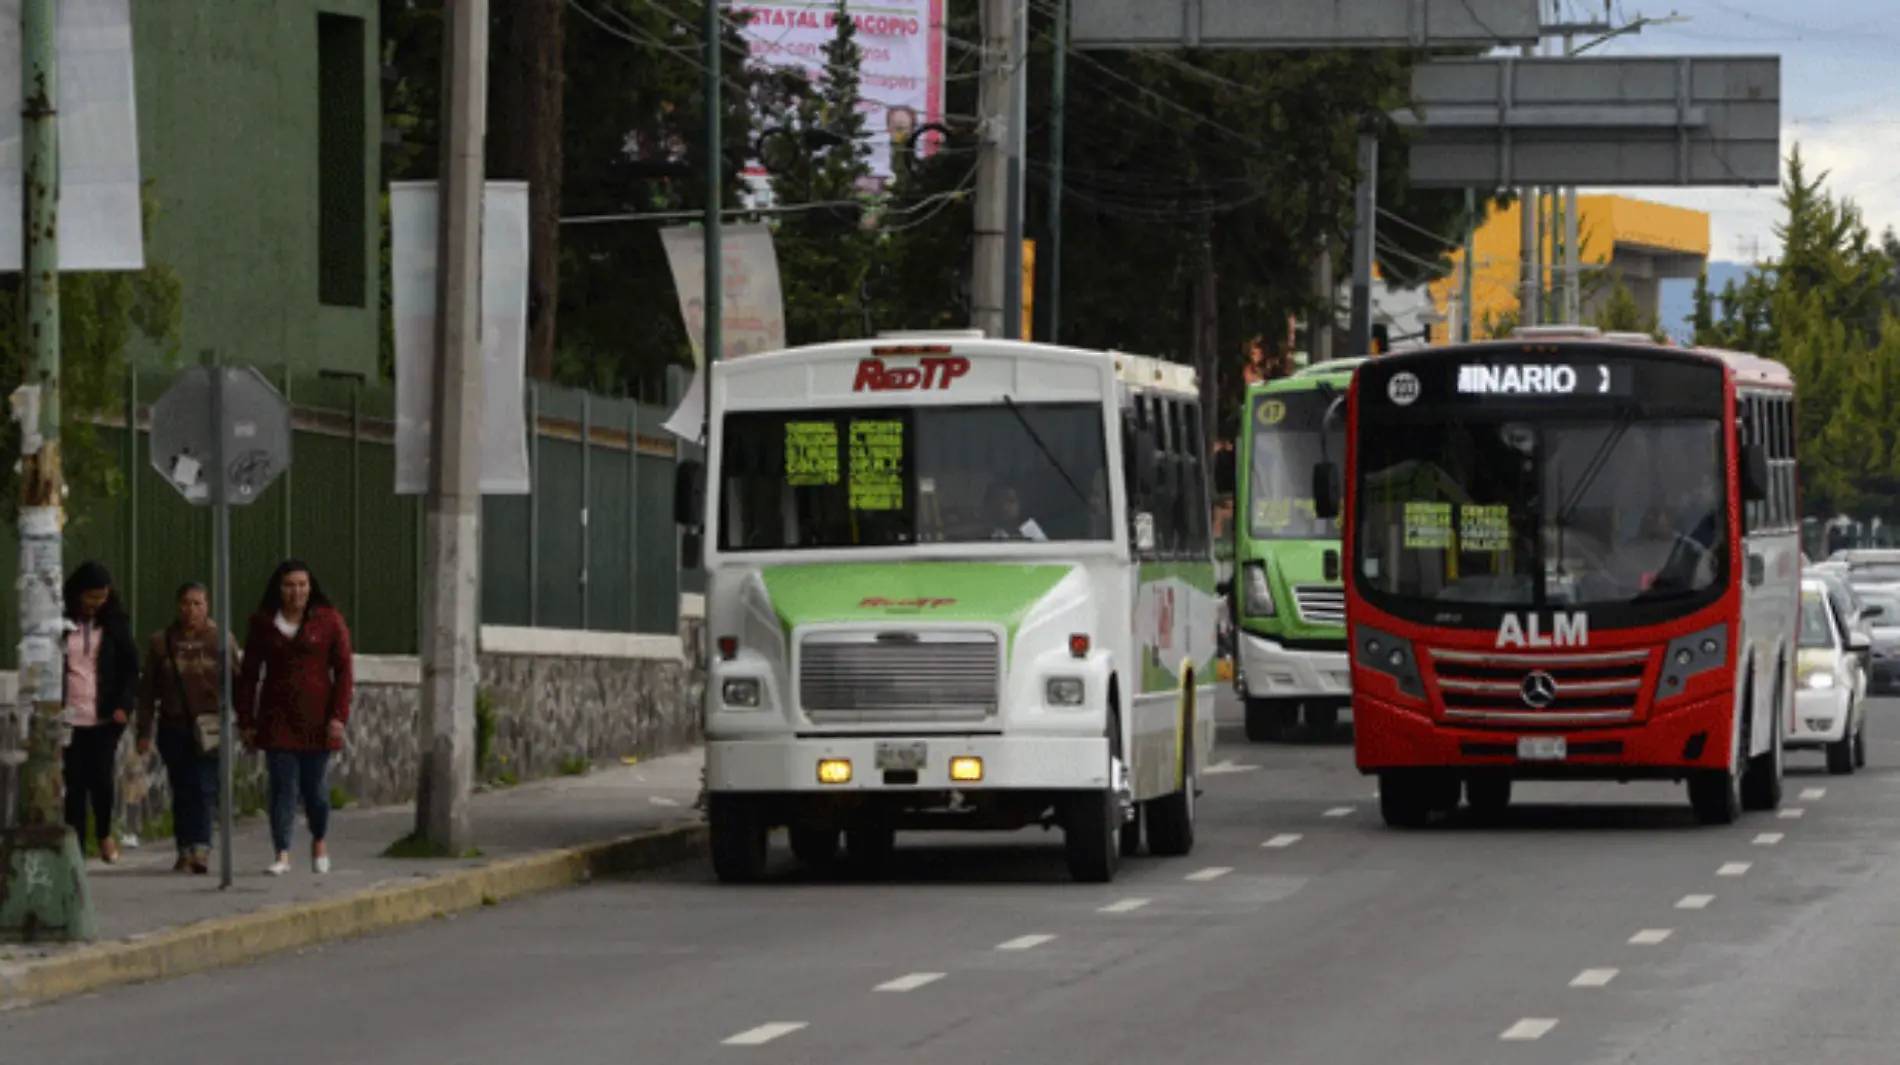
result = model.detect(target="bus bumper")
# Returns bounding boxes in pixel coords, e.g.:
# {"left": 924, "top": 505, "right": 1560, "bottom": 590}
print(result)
{"left": 706, "top": 735, "right": 1112, "bottom": 793}
{"left": 1238, "top": 631, "right": 1351, "bottom": 700}
{"left": 1352, "top": 694, "right": 1735, "bottom": 778}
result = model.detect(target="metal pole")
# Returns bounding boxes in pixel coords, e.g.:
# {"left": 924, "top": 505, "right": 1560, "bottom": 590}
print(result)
{"left": 1001, "top": 0, "right": 1027, "bottom": 339}
{"left": 280, "top": 367, "right": 292, "bottom": 558}
{"left": 415, "top": 0, "right": 490, "bottom": 854}
{"left": 1348, "top": 129, "right": 1378, "bottom": 356}
{"left": 1, "top": 0, "right": 96, "bottom": 943}
{"left": 349, "top": 379, "right": 361, "bottom": 615}
{"left": 527, "top": 386, "right": 539, "bottom": 624}
{"left": 579, "top": 392, "right": 590, "bottom": 630}
{"left": 627, "top": 403, "right": 641, "bottom": 631}
{"left": 1564, "top": 186, "right": 1581, "bottom": 325}
{"left": 1461, "top": 188, "right": 1477, "bottom": 342}
{"left": 1517, "top": 41, "right": 1538, "bottom": 330}
{"left": 703, "top": 0, "right": 723, "bottom": 363}
{"left": 211, "top": 363, "right": 234, "bottom": 889}
{"left": 1046, "top": 0, "right": 1068, "bottom": 344}
{"left": 970, "top": 0, "right": 1010, "bottom": 337}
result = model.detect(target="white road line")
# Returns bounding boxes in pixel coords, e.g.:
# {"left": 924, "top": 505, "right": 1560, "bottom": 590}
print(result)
{"left": 1677, "top": 894, "right": 1714, "bottom": 910}
{"left": 1753, "top": 832, "right": 1784, "bottom": 845}
{"left": 1098, "top": 898, "right": 1150, "bottom": 914}
{"left": 875, "top": 973, "right": 946, "bottom": 993}
{"left": 1717, "top": 861, "right": 1752, "bottom": 877}
{"left": 1323, "top": 806, "right": 1356, "bottom": 817}
{"left": 722, "top": 1023, "right": 806, "bottom": 1046}
{"left": 1800, "top": 787, "right": 1826, "bottom": 800}
{"left": 1186, "top": 866, "right": 1233, "bottom": 882}
{"left": 1779, "top": 807, "right": 1805, "bottom": 819}
{"left": 1629, "top": 929, "right": 1673, "bottom": 945}
{"left": 996, "top": 934, "right": 1056, "bottom": 951}
{"left": 1570, "top": 968, "right": 1618, "bottom": 988}
{"left": 1262, "top": 833, "right": 1304, "bottom": 848}
{"left": 649, "top": 796, "right": 681, "bottom": 807}
{"left": 1500, "top": 1019, "right": 1558, "bottom": 1041}
{"left": 1202, "top": 760, "right": 1260, "bottom": 776}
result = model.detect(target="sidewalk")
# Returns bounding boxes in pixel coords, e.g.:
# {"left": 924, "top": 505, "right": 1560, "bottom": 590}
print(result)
{"left": 0, "top": 749, "right": 707, "bottom": 1009}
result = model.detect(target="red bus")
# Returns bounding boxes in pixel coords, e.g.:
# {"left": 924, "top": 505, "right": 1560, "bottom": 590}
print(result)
{"left": 1318, "top": 329, "right": 1801, "bottom": 827}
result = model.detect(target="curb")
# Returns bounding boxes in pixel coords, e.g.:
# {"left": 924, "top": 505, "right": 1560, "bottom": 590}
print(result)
{"left": 0, "top": 820, "right": 707, "bottom": 1011}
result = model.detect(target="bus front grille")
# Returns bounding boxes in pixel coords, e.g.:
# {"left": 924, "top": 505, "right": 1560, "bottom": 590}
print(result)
{"left": 1294, "top": 586, "right": 1346, "bottom": 625}
{"left": 798, "top": 633, "right": 1001, "bottom": 725}
{"left": 1428, "top": 648, "right": 1651, "bottom": 726}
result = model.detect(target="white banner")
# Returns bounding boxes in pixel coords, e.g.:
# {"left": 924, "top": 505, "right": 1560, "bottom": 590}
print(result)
{"left": 661, "top": 222, "right": 788, "bottom": 368}
{"left": 0, "top": 0, "right": 143, "bottom": 271}
{"left": 390, "top": 180, "right": 533, "bottom": 496}
{"left": 732, "top": 0, "right": 947, "bottom": 188}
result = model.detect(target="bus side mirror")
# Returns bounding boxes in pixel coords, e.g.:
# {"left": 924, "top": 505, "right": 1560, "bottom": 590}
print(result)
{"left": 674, "top": 460, "right": 705, "bottom": 527}
{"left": 1213, "top": 449, "right": 1236, "bottom": 495}
{"left": 1741, "top": 444, "right": 1770, "bottom": 503}
{"left": 1312, "top": 461, "right": 1341, "bottom": 521}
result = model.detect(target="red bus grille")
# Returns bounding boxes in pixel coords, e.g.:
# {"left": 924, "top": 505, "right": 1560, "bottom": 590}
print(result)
{"left": 1426, "top": 648, "right": 1652, "bottom": 727}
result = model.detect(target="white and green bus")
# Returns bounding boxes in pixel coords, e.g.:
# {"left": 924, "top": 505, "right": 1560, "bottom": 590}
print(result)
{"left": 673, "top": 335, "right": 1220, "bottom": 883}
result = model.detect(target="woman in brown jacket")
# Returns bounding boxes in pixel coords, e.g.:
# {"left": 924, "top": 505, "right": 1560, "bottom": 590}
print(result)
{"left": 135, "top": 582, "right": 242, "bottom": 874}
{"left": 236, "top": 560, "right": 354, "bottom": 877}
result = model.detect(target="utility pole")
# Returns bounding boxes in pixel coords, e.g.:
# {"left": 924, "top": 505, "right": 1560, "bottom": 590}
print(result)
{"left": 1, "top": 0, "right": 97, "bottom": 942}
{"left": 1310, "top": 245, "right": 1333, "bottom": 363}
{"left": 971, "top": 0, "right": 1011, "bottom": 337}
{"left": 1045, "top": 0, "right": 1068, "bottom": 344}
{"left": 703, "top": 0, "right": 723, "bottom": 363}
{"left": 1460, "top": 188, "right": 1476, "bottom": 342}
{"left": 1347, "top": 125, "right": 1378, "bottom": 356}
{"left": 1001, "top": 0, "right": 1027, "bottom": 339}
{"left": 416, "top": 0, "right": 490, "bottom": 854}
{"left": 1516, "top": 38, "right": 1540, "bottom": 329}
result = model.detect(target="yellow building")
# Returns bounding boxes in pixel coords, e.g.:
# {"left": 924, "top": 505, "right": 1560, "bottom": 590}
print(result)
{"left": 1427, "top": 195, "right": 1711, "bottom": 342}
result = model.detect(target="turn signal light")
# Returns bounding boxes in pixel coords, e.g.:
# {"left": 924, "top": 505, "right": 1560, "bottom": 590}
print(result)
{"left": 1069, "top": 633, "right": 1090, "bottom": 658}
{"left": 717, "top": 636, "right": 738, "bottom": 660}
{"left": 817, "top": 758, "right": 852, "bottom": 785}
{"left": 950, "top": 756, "right": 984, "bottom": 782}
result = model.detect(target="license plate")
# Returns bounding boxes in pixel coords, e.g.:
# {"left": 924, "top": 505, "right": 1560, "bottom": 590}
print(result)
{"left": 875, "top": 741, "right": 927, "bottom": 771}
{"left": 1517, "top": 736, "right": 1567, "bottom": 762}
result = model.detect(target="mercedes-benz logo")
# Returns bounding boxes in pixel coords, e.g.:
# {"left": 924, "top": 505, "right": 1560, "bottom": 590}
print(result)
{"left": 1520, "top": 670, "right": 1558, "bottom": 709}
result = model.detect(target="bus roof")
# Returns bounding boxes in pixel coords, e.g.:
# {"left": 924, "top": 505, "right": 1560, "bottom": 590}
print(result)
{"left": 1385, "top": 329, "right": 1794, "bottom": 390}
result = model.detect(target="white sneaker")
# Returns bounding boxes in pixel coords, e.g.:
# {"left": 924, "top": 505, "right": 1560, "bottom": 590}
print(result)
{"left": 313, "top": 855, "right": 331, "bottom": 875}
{"left": 266, "top": 856, "right": 291, "bottom": 876}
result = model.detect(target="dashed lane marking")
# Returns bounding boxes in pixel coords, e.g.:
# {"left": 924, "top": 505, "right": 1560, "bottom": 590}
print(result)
{"left": 1323, "top": 806, "right": 1356, "bottom": 818}
{"left": 1717, "top": 862, "right": 1752, "bottom": 877}
{"left": 723, "top": 1023, "right": 806, "bottom": 1046}
{"left": 1677, "top": 894, "right": 1714, "bottom": 910}
{"left": 1186, "top": 866, "right": 1233, "bottom": 882}
{"left": 1753, "top": 832, "right": 1784, "bottom": 845}
{"left": 996, "top": 934, "right": 1056, "bottom": 951}
{"left": 1500, "top": 1019, "right": 1558, "bottom": 1041}
{"left": 1779, "top": 808, "right": 1805, "bottom": 819}
{"left": 1099, "top": 898, "right": 1150, "bottom": 914}
{"left": 1262, "top": 834, "right": 1303, "bottom": 848}
{"left": 1570, "top": 969, "right": 1618, "bottom": 988}
{"left": 875, "top": 973, "right": 945, "bottom": 993}
{"left": 1202, "top": 760, "right": 1260, "bottom": 776}
{"left": 1629, "top": 929, "right": 1673, "bottom": 945}
{"left": 1800, "top": 787, "right": 1826, "bottom": 801}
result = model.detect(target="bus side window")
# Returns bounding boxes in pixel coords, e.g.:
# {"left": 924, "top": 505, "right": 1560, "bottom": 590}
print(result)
{"left": 1182, "top": 400, "right": 1210, "bottom": 555}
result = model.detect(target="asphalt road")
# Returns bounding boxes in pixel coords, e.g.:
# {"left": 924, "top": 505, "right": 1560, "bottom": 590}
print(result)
{"left": 10, "top": 694, "right": 1900, "bottom": 1065}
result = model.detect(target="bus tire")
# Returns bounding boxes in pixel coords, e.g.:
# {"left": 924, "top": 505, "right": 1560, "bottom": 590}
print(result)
{"left": 1689, "top": 707, "right": 1746, "bottom": 825}
{"left": 1064, "top": 787, "right": 1121, "bottom": 883}
{"left": 1146, "top": 743, "right": 1196, "bottom": 858}
{"left": 1855, "top": 714, "right": 1868, "bottom": 768}
{"left": 709, "top": 794, "right": 770, "bottom": 883}
{"left": 1742, "top": 684, "right": 1784, "bottom": 810}
{"left": 1378, "top": 771, "right": 1434, "bottom": 829}
{"left": 1119, "top": 806, "right": 1143, "bottom": 857}
{"left": 788, "top": 827, "right": 840, "bottom": 866}
{"left": 1245, "top": 698, "right": 1298, "bottom": 742}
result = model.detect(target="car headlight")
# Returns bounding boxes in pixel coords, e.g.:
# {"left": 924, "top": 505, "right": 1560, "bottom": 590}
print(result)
{"left": 722, "top": 678, "right": 763, "bottom": 707}
{"left": 1802, "top": 671, "right": 1835, "bottom": 691}
{"left": 1243, "top": 562, "right": 1275, "bottom": 617}
{"left": 1045, "top": 677, "right": 1085, "bottom": 706}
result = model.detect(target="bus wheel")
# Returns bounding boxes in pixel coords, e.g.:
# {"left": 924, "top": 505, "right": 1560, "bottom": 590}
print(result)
{"left": 1465, "top": 775, "right": 1512, "bottom": 816}
{"left": 1742, "top": 697, "right": 1784, "bottom": 810}
{"left": 1377, "top": 771, "right": 1435, "bottom": 829}
{"left": 709, "top": 794, "right": 770, "bottom": 883}
{"left": 1146, "top": 748, "right": 1197, "bottom": 858}
{"left": 1855, "top": 713, "right": 1868, "bottom": 768}
{"left": 788, "top": 827, "right": 840, "bottom": 867}
{"left": 1689, "top": 721, "right": 1745, "bottom": 825}
{"left": 1245, "top": 698, "right": 1299, "bottom": 742}
{"left": 1064, "top": 747, "right": 1125, "bottom": 883}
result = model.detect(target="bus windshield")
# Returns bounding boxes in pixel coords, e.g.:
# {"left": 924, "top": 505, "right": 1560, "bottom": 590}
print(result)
{"left": 1248, "top": 389, "right": 1343, "bottom": 540}
{"left": 1352, "top": 353, "right": 1730, "bottom": 615}
{"left": 717, "top": 403, "right": 1111, "bottom": 551}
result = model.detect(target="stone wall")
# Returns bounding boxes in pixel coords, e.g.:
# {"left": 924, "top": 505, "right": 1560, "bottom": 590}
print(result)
{"left": 0, "top": 597, "right": 707, "bottom": 842}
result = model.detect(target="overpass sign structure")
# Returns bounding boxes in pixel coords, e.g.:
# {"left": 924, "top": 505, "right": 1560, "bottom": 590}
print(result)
{"left": 1072, "top": 0, "right": 1542, "bottom": 49}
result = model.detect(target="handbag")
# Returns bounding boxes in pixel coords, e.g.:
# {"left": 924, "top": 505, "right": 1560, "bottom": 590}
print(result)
{"left": 166, "top": 630, "right": 222, "bottom": 755}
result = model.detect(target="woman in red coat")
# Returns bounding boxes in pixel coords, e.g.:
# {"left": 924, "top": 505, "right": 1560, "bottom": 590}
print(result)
{"left": 236, "top": 559, "right": 354, "bottom": 876}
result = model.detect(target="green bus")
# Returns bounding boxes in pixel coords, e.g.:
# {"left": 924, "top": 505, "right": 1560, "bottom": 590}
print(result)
{"left": 1230, "top": 357, "right": 1366, "bottom": 740}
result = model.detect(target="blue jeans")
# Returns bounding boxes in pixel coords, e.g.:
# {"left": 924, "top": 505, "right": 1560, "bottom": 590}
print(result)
{"left": 156, "top": 726, "right": 218, "bottom": 853}
{"left": 265, "top": 750, "right": 331, "bottom": 854}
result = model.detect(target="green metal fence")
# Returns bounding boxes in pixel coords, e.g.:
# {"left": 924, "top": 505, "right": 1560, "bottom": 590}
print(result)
{"left": 0, "top": 367, "right": 699, "bottom": 665}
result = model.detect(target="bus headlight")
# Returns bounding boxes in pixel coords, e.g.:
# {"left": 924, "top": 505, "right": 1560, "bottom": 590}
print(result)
{"left": 1803, "top": 670, "right": 1835, "bottom": 691}
{"left": 1243, "top": 562, "right": 1275, "bottom": 617}
{"left": 1046, "top": 677, "right": 1086, "bottom": 706}
{"left": 722, "top": 678, "right": 763, "bottom": 707}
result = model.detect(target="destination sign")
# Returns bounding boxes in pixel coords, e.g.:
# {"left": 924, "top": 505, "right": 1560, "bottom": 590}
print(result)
{"left": 1456, "top": 362, "right": 1632, "bottom": 397}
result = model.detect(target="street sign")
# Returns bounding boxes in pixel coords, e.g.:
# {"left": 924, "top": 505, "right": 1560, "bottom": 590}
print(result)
{"left": 1072, "top": 0, "right": 1541, "bottom": 49}
{"left": 150, "top": 365, "right": 292, "bottom": 506}
{"left": 1392, "top": 55, "right": 1782, "bottom": 188}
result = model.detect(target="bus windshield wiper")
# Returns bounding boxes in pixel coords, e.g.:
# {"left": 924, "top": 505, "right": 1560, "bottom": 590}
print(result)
{"left": 1001, "top": 394, "right": 1089, "bottom": 508}
{"left": 1555, "top": 400, "right": 1640, "bottom": 528}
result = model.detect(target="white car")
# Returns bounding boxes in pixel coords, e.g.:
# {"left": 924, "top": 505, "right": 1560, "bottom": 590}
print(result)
{"left": 1791, "top": 577, "right": 1869, "bottom": 774}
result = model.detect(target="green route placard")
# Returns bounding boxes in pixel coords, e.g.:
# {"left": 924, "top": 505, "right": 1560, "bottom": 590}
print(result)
{"left": 849, "top": 420, "right": 904, "bottom": 511}
{"left": 1404, "top": 501, "right": 1452, "bottom": 549}
{"left": 784, "top": 421, "right": 840, "bottom": 486}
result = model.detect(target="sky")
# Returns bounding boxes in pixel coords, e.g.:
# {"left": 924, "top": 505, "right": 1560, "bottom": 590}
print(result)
{"left": 1558, "top": 0, "right": 1900, "bottom": 261}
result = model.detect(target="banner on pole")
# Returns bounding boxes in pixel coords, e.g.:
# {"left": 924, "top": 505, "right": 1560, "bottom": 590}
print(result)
{"left": 660, "top": 222, "right": 788, "bottom": 368}
{"left": 390, "top": 180, "right": 533, "bottom": 496}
